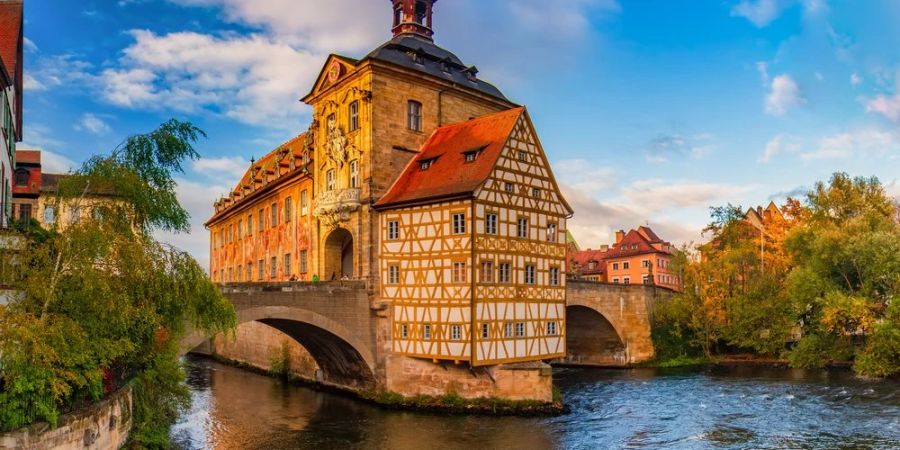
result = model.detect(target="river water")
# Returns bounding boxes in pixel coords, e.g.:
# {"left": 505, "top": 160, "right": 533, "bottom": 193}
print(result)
{"left": 172, "top": 356, "right": 900, "bottom": 450}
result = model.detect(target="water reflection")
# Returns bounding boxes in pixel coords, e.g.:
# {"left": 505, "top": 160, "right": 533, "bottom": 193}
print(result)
{"left": 173, "top": 357, "right": 900, "bottom": 450}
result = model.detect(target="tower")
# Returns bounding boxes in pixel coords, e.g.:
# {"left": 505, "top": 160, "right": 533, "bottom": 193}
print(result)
{"left": 391, "top": 0, "right": 436, "bottom": 40}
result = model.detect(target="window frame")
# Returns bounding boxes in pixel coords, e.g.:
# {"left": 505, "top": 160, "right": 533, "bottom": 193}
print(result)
{"left": 388, "top": 265, "right": 400, "bottom": 284}
{"left": 387, "top": 220, "right": 400, "bottom": 240}
{"left": 349, "top": 159, "right": 359, "bottom": 188}
{"left": 480, "top": 260, "right": 494, "bottom": 284}
{"left": 407, "top": 100, "right": 423, "bottom": 132}
{"left": 499, "top": 262, "right": 512, "bottom": 284}
{"left": 348, "top": 100, "right": 360, "bottom": 132}
{"left": 525, "top": 264, "right": 536, "bottom": 285}
{"left": 284, "top": 197, "right": 292, "bottom": 223}
{"left": 485, "top": 212, "right": 498, "bottom": 235}
{"left": 451, "top": 212, "right": 466, "bottom": 235}
{"left": 451, "top": 261, "right": 467, "bottom": 284}
{"left": 517, "top": 217, "right": 529, "bottom": 239}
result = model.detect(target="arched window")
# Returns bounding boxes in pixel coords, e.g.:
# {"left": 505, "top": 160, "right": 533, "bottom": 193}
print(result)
{"left": 15, "top": 169, "right": 28, "bottom": 186}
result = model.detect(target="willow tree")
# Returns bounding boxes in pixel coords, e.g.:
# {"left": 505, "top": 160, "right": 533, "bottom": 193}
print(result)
{"left": 0, "top": 120, "right": 236, "bottom": 446}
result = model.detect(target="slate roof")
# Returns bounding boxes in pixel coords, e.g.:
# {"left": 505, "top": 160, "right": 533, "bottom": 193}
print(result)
{"left": 364, "top": 35, "right": 509, "bottom": 102}
{"left": 375, "top": 107, "right": 524, "bottom": 209}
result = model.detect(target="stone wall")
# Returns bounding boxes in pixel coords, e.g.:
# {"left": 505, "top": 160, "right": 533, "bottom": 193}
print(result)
{"left": 384, "top": 355, "right": 552, "bottom": 403}
{"left": 0, "top": 387, "right": 132, "bottom": 450}
{"left": 212, "top": 321, "right": 319, "bottom": 381}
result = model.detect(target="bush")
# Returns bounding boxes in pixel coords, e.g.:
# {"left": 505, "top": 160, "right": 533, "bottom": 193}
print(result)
{"left": 854, "top": 322, "right": 900, "bottom": 378}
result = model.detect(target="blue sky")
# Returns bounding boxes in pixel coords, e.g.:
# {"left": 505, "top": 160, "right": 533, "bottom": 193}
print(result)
{"left": 22, "top": 0, "right": 900, "bottom": 266}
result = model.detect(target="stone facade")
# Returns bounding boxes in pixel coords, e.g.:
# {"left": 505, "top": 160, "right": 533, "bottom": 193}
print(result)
{"left": 0, "top": 387, "right": 132, "bottom": 450}
{"left": 212, "top": 321, "right": 319, "bottom": 381}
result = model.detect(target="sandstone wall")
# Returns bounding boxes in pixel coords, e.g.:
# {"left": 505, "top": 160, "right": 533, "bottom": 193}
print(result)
{"left": 0, "top": 387, "right": 132, "bottom": 450}
{"left": 212, "top": 321, "right": 319, "bottom": 381}
{"left": 384, "top": 355, "right": 552, "bottom": 403}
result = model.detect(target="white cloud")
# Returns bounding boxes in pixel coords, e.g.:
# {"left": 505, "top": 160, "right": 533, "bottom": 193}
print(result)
{"left": 865, "top": 79, "right": 900, "bottom": 122}
{"left": 759, "top": 134, "right": 802, "bottom": 163}
{"left": 644, "top": 133, "right": 716, "bottom": 163}
{"left": 74, "top": 113, "right": 112, "bottom": 136}
{"left": 23, "top": 37, "right": 38, "bottom": 53}
{"left": 553, "top": 159, "right": 617, "bottom": 194}
{"left": 756, "top": 61, "right": 770, "bottom": 83}
{"left": 765, "top": 74, "right": 805, "bottom": 116}
{"left": 154, "top": 177, "right": 232, "bottom": 271}
{"left": 621, "top": 179, "right": 755, "bottom": 216}
{"left": 99, "top": 30, "right": 321, "bottom": 130}
{"left": 801, "top": 129, "right": 900, "bottom": 160}
{"left": 192, "top": 156, "right": 250, "bottom": 181}
{"left": 509, "top": 0, "right": 620, "bottom": 39}
{"left": 850, "top": 72, "right": 862, "bottom": 87}
{"left": 23, "top": 73, "right": 45, "bottom": 91}
{"left": 731, "top": 0, "right": 787, "bottom": 27}
{"left": 40, "top": 150, "right": 78, "bottom": 174}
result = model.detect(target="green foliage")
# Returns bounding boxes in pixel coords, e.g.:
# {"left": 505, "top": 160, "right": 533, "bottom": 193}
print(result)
{"left": 0, "top": 120, "right": 236, "bottom": 442}
{"left": 853, "top": 302, "right": 900, "bottom": 378}
{"left": 268, "top": 341, "right": 292, "bottom": 379}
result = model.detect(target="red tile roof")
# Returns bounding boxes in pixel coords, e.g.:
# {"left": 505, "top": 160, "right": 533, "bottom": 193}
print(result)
{"left": 15, "top": 149, "right": 39, "bottom": 165}
{"left": 570, "top": 249, "right": 609, "bottom": 275}
{"left": 375, "top": 107, "right": 524, "bottom": 209}
{"left": 608, "top": 228, "right": 671, "bottom": 258}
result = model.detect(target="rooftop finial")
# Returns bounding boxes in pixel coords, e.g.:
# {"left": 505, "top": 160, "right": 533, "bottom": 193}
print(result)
{"left": 391, "top": 0, "right": 436, "bottom": 41}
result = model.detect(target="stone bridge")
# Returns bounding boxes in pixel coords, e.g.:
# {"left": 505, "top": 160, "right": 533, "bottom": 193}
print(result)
{"left": 182, "top": 280, "right": 675, "bottom": 393}
{"left": 562, "top": 280, "right": 676, "bottom": 367}
{"left": 182, "top": 281, "right": 379, "bottom": 391}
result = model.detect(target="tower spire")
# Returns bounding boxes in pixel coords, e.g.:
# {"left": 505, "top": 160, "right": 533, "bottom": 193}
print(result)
{"left": 391, "top": 0, "right": 436, "bottom": 41}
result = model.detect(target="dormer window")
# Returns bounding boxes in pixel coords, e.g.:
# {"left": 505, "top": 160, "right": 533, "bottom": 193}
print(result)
{"left": 463, "top": 150, "right": 479, "bottom": 163}
{"left": 464, "top": 66, "right": 478, "bottom": 82}
{"left": 407, "top": 50, "right": 425, "bottom": 65}
{"left": 440, "top": 60, "right": 452, "bottom": 74}
{"left": 419, "top": 158, "right": 435, "bottom": 170}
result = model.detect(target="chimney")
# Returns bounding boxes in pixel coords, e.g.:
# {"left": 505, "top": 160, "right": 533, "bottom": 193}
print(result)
{"left": 600, "top": 244, "right": 609, "bottom": 252}
{"left": 615, "top": 230, "right": 625, "bottom": 244}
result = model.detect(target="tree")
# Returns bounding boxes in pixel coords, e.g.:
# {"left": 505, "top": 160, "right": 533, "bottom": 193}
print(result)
{"left": 0, "top": 120, "right": 236, "bottom": 446}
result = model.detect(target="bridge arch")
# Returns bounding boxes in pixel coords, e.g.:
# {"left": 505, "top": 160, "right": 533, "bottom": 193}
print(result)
{"left": 564, "top": 305, "right": 628, "bottom": 366}
{"left": 236, "top": 306, "right": 376, "bottom": 390}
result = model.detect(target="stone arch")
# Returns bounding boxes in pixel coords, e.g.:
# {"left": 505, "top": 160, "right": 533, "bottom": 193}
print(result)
{"left": 323, "top": 227, "right": 354, "bottom": 281}
{"left": 563, "top": 305, "right": 628, "bottom": 367}
{"left": 237, "top": 306, "right": 376, "bottom": 389}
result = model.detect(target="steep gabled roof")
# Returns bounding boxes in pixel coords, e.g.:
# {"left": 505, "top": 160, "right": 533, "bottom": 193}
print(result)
{"left": 637, "top": 226, "right": 663, "bottom": 243}
{"left": 606, "top": 228, "right": 671, "bottom": 258}
{"left": 375, "top": 107, "right": 524, "bottom": 209}
{"left": 570, "top": 249, "right": 608, "bottom": 275}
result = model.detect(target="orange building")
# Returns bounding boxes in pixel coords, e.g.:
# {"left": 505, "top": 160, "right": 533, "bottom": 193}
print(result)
{"left": 569, "top": 226, "right": 682, "bottom": 291}
{"left": 206, "top": 134, "right": 315, "bottom": 283}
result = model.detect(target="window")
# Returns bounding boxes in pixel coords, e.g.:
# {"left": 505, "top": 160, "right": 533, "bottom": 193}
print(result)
{"left": 407, "top": 100, "right": 422, "bottom": 131}
{"left": 452, "top": 213, "right": 466, "bottom": 234}
{"left": 43, "top": 206, "right": 56, "bottom": 224}
{"left": 463, "top": 150, "right": 478, "bottom": 162}
{"left": 452, "top": 261, "right": 467, "bottom": 283}
{"left": 388, "top": 221, "right": 400, "bottom": 240}
{"left": 300, "top": 250, "right": 308, "bottom": 273}
{"left": 515, "top": 322, "right": 525, "bottom": 338}
{"left": 18, "top": 203, "right": 32, "bottom": 221}
{"left": 550, "top": 267, "right": 560, "bottom": 286}
{"left": 499, "top": 263, "right": 511, "bottom": 283}
{"left": 623, "top": 262, "right": 630, "bottom": 270}
{"left": 258, "top": 260, "right": 264, "bottom": 281}
{"left": 547, "top": 321, "right": 558, "bottom": 336}
{"left": 14, "top": 169, "right": 28, "bottom": 186}
{"left": 613, "top": 278, "right": 620, "bottom": 284}
{"left": 589, "top": 261, "right": 597, "bottom": 270}
{"left": 248, "top": 214, "right": 253, "bottom": 235}
{"left": 326, "top": 169, "right": 336, "bottom": 191}
{"left": 349, "top": 100, "right": 360, "bottom": 131}
{"left": 284, "top": 253, "right": 292, "bottom": 276}
{"left": 547, "top": 223, "right": 557, "bottom": 242}
{"left": 400, "top": 324, "right": 409, "bottom": 339}
{"left": 642, "top": 259, "right": 651, "bottom": 268}
{"left": 237, "top": 219, "right": 242, "bottom": 238}
{"left": 517, "top": 217, "right": 529, "bottom": 239}
{"left": 388, "top": 265, "right": 400, "bottom": 284}
{"left": 350, "top": 160, "right": 359, "bottom": 188}
{"left": 301, "top": 190, "right": 309, "bottom": 216}
{"left": 504, "top": 182, "right": 514, "bottom": 193}
{"left": 227, "top": 268, "right": 233, "bottom": 283}
{"left": 247, "top": 263, "right": 253, "bottom": 281}
{"left": 485, "top": 213, "right": 497, "bottom": 234}
{"left": 525, "top": 265, "right": 536, "bottom": 285}
{"left": 284, "top": 197, "right": 292, "bottom": 223}
{"left": 451, "top": 325, "right": 461, "bottom": 341}
{"left": 481, "top": 323, "right": 490, "bottom": 339}
{"left": 623, "top": 277, "right": 631, "bottom": 285}
{"left": 631, "top": 244, "right": 638, "bottom": 250}
{"left": 423, "top": 324, "right": 432, "bottom": 341}
{"left": 612, "top": 262, "right": 619, "bottom": 271}
{"left": 237, "top": 265, "right": 243, "bottom": 282}
{"left": 270, "top": 257, "right": 277, "bottom": 278}
{"left": 643, "top": 275, "right": 651, "bottom": 284}
{"left": 504, "top": 323, "right": 513, "bottom": 338}
{"left": 258, "top": 209, "right": 264, "bottom": 231}
{"left": 419, "top": 159, "right": 434, "bottom": 171}
{"left": 517, "top": 151, "right": 527, "bottom": 162}
{"left": 481, "top": 261, "right": 494, "bottom": 283}
{"left": 532, "top": 187, "right": 541, "bottom": 198}
{"left": 270, "top": 203, "right": 278, "bottom": 227}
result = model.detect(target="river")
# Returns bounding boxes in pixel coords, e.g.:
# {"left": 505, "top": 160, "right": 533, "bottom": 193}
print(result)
{"left": 172, "top": 356, "right": 900, "bottom": 449}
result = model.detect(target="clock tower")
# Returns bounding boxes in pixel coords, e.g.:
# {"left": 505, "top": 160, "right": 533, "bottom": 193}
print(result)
{"left": 391, "top": 0, "right": 436, "bottom": 40}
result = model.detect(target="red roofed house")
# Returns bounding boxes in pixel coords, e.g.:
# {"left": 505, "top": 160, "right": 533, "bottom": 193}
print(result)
{"left": 375, "top": 106, "right": 574, "bottom": 365}
{"left": 0, "top": 0, "right": 24, "bottom": 228}
{"left": 569, "top": 226, "right": 682, "bottom": 291}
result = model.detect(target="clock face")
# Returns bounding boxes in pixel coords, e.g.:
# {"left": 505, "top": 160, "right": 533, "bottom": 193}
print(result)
{"left": 328, "top": 62, "right": 341, "bottom": 83}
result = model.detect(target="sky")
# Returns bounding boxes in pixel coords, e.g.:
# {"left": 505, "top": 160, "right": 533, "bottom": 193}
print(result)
{"left": 21, "top": 0, "right": 900, "bottom": 268}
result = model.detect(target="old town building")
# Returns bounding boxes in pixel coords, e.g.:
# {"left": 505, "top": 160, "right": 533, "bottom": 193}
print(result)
{"left": 0, "top": 1, "right": 23, "bottom": 228}
{"left": 208, "top": 0, "right": 574, "bottom": 368}
{"left": 569, "top": 226, "right": 682, "bottom": 291}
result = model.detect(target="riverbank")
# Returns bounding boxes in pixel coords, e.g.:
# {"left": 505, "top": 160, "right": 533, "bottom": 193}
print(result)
{"left": 202, "top": 354, "right": 566, "bottom": 416}
{"left": 643, "top": 354, "right": 856, "bottom": 370}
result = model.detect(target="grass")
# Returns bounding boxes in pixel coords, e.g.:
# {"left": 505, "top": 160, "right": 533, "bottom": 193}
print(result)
{"left": 359, "top": 389, "right": 567, "bottom": 416}
{"left": 643, "top": 355, "right": 712, "bottom": 368}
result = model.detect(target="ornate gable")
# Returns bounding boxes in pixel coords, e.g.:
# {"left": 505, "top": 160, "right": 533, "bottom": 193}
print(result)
{"left": 303, "top": 55, "right": 359, "bottom": 103}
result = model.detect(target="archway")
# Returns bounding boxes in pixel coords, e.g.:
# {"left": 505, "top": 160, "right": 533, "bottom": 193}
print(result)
{"left": 324, "top": 228, "right": 353, "bottom": 280}
{"left": 563, "top": 305, "right": 628, "bottom": 367}
{"left": 236, "top": 306, "right": 376, "bottom": 390}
